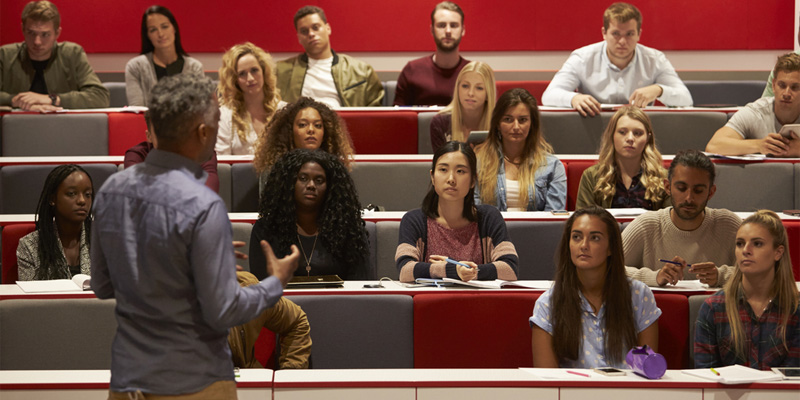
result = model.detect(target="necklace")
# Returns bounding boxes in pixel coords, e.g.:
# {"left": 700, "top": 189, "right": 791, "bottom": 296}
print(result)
{"left": 297, "top": 234, "right": 318, "bottom": 276}
{"left": 503, "top": 155, "right": 522, "bottom": 166}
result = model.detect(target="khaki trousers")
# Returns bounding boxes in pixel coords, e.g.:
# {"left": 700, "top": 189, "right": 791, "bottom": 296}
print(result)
{"left": 108, "top": 380, "right": 236, "bottom": 400}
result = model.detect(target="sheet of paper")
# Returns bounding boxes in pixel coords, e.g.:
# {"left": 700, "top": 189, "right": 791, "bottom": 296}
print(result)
{"left": 682, "top": 365, "right": 782, "bottom": 384}
{"left": 16, "top": 279, "right": 82, "bottom": 293}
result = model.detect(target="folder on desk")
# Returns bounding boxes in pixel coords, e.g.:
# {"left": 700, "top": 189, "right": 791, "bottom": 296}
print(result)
{"left": 682, "top": 365, "right": 782, "bottom": 384}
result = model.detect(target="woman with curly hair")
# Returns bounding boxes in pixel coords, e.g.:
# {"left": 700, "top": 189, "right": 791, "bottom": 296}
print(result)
{"left": 17, "top": 164, "right": 94, "bottom": 280}
{"left": 253, "top": 97, "right": 355, "bottom": 175}
{"left": 531, "top": 206, "right": 660, "bottom": 368}
{"left": 395, "top": 141, "right": 518, "bottom": 283}
{"left": 216, "top": 42, "right": 284, "bottom": 155}
{"left": 474, "top": 88, "right": 566, "bottom": 211}
{"left": 576, "top": 106, "right": 669, "bottom": 209}
{"left": 249, "top": 149, "right": 368, "bottom": 280}
{"left": 125, "top": 5, "right": 204, "bottom": 107}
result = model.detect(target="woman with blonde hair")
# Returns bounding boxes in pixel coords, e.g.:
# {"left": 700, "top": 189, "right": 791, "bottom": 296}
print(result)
{"left": 474, "top": 88, "right": 566, "bottom": 211}
{"left": 216, "top": 42, "right": 284, "bottom": 155}
{"left": 576, "top": 106, "right": 669, "bottom": 209}
{"left": 430, "top": 61, "right": 496, "bottom": 152}
{"left": 695, "top": 210, "right": 799, "bottom": 369}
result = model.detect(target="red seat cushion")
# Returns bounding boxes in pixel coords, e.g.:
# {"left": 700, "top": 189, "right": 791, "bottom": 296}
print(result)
{"left": 566, "top": 160, "right": 596, "bottom": 211}
{"left": 413, "top": 292, "right": 540, "bottom": 368}
{"left": 108, "top": 113, "right": 147, "bottom": 156}
{"left": 337, "top": 111, "right": 418, "bottom": 154}
{"left": 653, "top": 293, "right": 690, "bottom": 369}
{"left": 783, "top": 220, "right": 799, "bottom": 280}
{"left": 1, "top": 223, "right": 37, "bottom": 283}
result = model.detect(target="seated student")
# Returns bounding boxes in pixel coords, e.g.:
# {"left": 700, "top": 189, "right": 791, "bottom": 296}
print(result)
{"left": 540, "top": 2, "right": 691, "bottom": 116}
{"left": 17, "top": 164, "right": 93, "bottom": 281}
{"left": 276, "top": 6, "right": 383, "bottom": 107}
{"left": 125, "top": 5, "right": 204, "bottom": 107}
{"left": 430, "top": 61, "right": 496, "bottom": 152}
{"left": 229, "top": 271, "right": 311, "bottom": 369}
{"left": 695, "top": 210, "right": 799, "bottom": 369}
{"left": 124, "top": 111, "right": 219, "bottom": 192}
{"left": 250, "top": 149, "right": 368, "bottom": 280}
{"left": 576, "top": 105, "right": 669, "bottom": 209}
{"left": 530, "top": 206, "right": 661, "bottom": 368}
{"left": 706, "top": 52, "right": 800, "bottom": 158}
{"left": 254, "top": 97, "right": 355, "bottom": 175}
{"left": 216, "top": 42, "right": 285, "bottom": 155}
{"left": 0, "top": 1, "right": 109, "bottom": 111}
{"left": 474, "top": 88, "right": 566, "bottom": 211}
{"left": 395, "top": 141, "right": 519, "bottom": 283}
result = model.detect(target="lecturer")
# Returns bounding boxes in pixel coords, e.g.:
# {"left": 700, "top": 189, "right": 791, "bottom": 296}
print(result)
{"left": 91, "top": 74, "right": 298, "bottom": 398}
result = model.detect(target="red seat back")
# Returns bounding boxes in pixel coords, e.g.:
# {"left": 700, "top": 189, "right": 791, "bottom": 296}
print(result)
{"left": 108, "top": 113, "right": 147, "bottom": 156}
{"left": 2, "top": 223, "right": 37, "bottom": 283}
{"left": 337, "top": 111, "right": 418, "bottom": 154}
{"left": 653, "top": 293, "right": 690, "bottom": 369}
{"left": 413, "top": 292, "right": 540, "bottom": 368}
{"left": 566, "top": 160, "right": 596, "bottom": 211}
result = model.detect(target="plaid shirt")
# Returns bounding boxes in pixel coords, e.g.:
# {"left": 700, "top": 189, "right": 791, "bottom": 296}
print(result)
{"left": 611, "top": 171, "right": 654, "bottom": 209}
{"left": 694, "top": 290, "right": 800, "bottom": 369}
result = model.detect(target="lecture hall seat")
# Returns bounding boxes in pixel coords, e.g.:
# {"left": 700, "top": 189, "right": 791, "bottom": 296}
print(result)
{"left": 1, "top": 223, "right": 36, "bottom": 283}
{"left": 337, "top": 111, "right": 418, "bottom": 154}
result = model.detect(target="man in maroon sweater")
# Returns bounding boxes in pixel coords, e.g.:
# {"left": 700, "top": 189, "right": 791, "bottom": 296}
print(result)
{"left": 393, "top": 1, "right": 469, "bottom": 106}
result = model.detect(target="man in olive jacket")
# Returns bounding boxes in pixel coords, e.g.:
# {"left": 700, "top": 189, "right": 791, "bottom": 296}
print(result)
{"left": 0, "top": 1, "right": 108, "bottom": 111}
{"left": 276, "top": 5, "right": 383, "bottom": 108}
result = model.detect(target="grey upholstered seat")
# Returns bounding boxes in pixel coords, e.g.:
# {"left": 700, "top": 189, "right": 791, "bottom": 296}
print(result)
{"left": 506, "top": 220, "right": 565, "bottom": 280}
{"left": 0, "top": 164, "right": 118, "bottom": 214}
{"left": 350, "top": 162, "right": 430, "bottom": 211}
{"left": 286, "top": 294, "right": 414, "bottom": 368}
{"left": 417, "top": 111, "right": 437, "bottom": 154}
{"left": 2, "top": 113, "right": 109, "bottom": 156}
{"left": 103, "top": 82, "right": 128, "bottom": 108}
{"left": 540, "top": 112, "right": 608, "bottom": 154}
{"left": 688, "top": 294, "right": 712, "bottom": 367}
{"left": 217, "top": 163, "right": 232, "bottom": 211}
{"left": 684, "top": 80, "right": 764, "bottom": 107}
{"left": 0, "top": 298, "right": 117, "bottom": 370}
{"left": 376, "top": 221, "right": 401, "bottom": 280}
{"left": 711, "top": 163, "right": 795, "bottom": 212}
{"left": 230, "top": 163, "right": 259, "bottom": 212}
{"left": 645, "top": 112, "right": 728, "bottom": 154}
{"left": 382, "top": 80, "right": 397, "bottom": 107}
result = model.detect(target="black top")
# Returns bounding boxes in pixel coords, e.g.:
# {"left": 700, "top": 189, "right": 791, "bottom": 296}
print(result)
{"left": 248, "top": 218, "right": 368, "bottom": 280}
{"left": 29, "top": 59, "right": 49, "bottom": 94}
{"left": 154, "top": 57, "right": 185, "bottom": 80}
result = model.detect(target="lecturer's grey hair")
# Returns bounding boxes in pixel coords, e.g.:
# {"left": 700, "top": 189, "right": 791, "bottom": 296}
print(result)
{"left": 148, "top": 74, "right": 217, "bottom": 145}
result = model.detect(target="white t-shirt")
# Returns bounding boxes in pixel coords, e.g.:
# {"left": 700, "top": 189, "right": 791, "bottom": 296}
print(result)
{"left": 301, "top": 57, "right": 341, "bottom": 108}
{"left": 505, "top": 178, "right": 524, "bottom": 211}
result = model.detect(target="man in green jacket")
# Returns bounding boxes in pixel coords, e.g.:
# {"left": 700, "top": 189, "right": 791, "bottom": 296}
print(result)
{"left": 0, "top": 1, "right": 109, "bottom": 111}
{"left": 276, "top": 5, "right": 384, "bottom": 108}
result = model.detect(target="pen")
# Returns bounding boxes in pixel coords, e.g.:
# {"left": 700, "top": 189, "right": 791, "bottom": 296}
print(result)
{"left": 710, "top": 367, "right": 720, "bottom": 376}
{"left": 567, "top": 370, "right": 590, "bottom": 378}
{"left": 446, "top": 258, "right": 473, "bottom": 269}
{"left": 659, "top": 259, "right": 692, "bottom": 267}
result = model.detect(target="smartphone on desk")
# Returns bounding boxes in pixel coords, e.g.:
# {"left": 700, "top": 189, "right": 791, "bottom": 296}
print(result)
{"left": 593, "top": 367, "right": 626, "bottom": 376}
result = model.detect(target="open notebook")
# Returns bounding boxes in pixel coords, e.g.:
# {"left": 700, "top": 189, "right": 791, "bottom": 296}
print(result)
{"left": 16, "top": 274, "right": 91, "bottom": 293}
{"left": 682, "top": 364, "right": 782, "bottom": 384}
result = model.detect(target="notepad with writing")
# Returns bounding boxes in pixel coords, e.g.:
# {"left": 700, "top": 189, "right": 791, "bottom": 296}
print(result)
{"left": 682, "top": 364, "right": 782, "bottom": 384}
{"left": 16, "top": 274, "right": 91, "bottom": 293}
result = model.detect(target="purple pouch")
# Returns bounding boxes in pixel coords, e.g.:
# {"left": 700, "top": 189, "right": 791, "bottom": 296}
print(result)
{"left": 626, "top": 345, "right": 667, "bottom": 379}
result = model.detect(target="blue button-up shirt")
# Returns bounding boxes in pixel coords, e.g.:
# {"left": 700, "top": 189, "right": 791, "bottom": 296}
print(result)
{"left": 91, "top": 149, "right": 282, "bottom": 394}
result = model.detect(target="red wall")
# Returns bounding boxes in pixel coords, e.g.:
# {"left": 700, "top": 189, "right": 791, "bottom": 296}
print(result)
{"left": 0, "top": 0, "right": 793, "bottom": 53}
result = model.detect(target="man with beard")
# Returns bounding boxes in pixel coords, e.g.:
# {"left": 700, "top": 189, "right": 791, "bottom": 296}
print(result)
{"left": 541, "top": 2, "right": 692, "bottom": 116}
{"left": 621, "top": 150, "right": 740, "bottom": 288}
{"left": 393, "top": 1, "right": 470, "bottom": 106}
{"left": 276, "top": 5, "right": 384, "bottom": 107}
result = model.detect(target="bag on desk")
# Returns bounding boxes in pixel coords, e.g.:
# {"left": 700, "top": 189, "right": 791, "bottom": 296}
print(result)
{"left": 626, "top": 345, "right": 667, "bottom": 379}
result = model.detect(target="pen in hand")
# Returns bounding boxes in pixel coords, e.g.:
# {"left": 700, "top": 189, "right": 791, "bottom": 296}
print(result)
{"left": 446, "top": 258, "right": 479, "bottom": 271}
{"left": 659, "top": 258, "right": 692, "bottom": 267}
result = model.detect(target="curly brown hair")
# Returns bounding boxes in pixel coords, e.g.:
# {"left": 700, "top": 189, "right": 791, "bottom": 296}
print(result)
{"left": 253, "top": 97, "right": 355, "bottom": 174}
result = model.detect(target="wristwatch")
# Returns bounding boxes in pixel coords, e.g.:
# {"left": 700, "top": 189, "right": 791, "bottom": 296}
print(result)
{"left": 49, "top": 94, "right": 58, "bottom": 105}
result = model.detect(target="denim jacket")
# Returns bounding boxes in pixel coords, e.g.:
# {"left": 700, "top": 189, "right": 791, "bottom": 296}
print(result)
{"left": 475, "top": 151, "right": 566, "bottom": 211}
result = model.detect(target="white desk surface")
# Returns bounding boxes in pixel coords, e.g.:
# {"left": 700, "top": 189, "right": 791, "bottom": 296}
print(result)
{"left": 0, "top": 369, "right": 272, "bottom": 387}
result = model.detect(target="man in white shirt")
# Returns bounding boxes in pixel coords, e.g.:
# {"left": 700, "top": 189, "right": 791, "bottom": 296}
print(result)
{"left": 707, "top": 52, "right": 800, "bottom": 157}
{"left": 541, "top": 2, "right": 692, "bottom": 116}
{"left": 276, "top": 6, "right": 384, "bottom": 108}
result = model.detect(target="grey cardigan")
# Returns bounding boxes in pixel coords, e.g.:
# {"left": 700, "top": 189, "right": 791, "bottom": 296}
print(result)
{"left": 124, "top": 52, "right": 204, "bottom": 106}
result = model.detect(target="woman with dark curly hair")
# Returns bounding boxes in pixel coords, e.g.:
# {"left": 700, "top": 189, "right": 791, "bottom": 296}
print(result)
{"left": 249, "top": 149, "right": 368, "bottom": 280}
{"left": 253, "top": 97, "right": 355, "bottom": 175}
{"left": 17, "top": 164, "right": 94, "bottom": 280}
